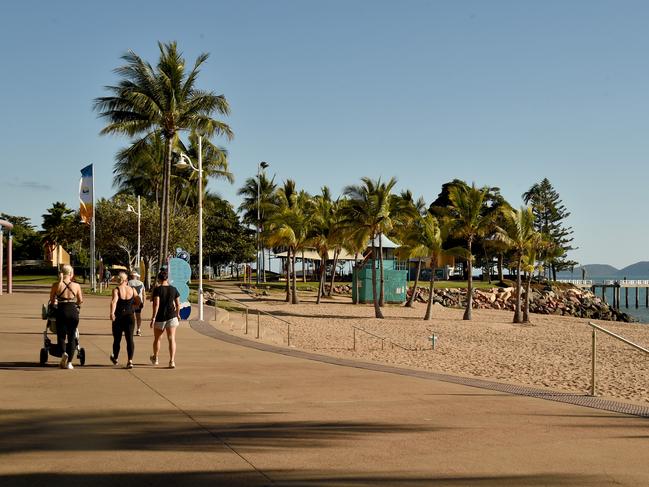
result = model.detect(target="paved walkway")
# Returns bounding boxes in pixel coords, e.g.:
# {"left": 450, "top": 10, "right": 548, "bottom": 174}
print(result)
{"left": 1, "top": 288, "right": 648, "bottom": 486}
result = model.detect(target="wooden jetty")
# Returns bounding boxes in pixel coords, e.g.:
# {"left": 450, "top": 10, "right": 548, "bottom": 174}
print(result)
{"left": 560, "top": 279, "right": 649, "bottom": 310}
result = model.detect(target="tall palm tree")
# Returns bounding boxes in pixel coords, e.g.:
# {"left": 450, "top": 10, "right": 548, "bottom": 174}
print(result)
{"left": 392, "top": 190, "right": 427, "bottom": 307}
{"left": 448, "top": 183, "right": 493, "bottom": 320}
{"left": 237, "top": 172, "right": 277, "bottom": 282}
{"left": 266, "top": 182, "right": 312, "bottom": 304}
{"left": 496, "top": 206, "right": 536, "bottom": 323}
{"left": 310, "top": 187, "right": 335, "bottom": 303}
{"left": 397, "top": 214, "right": 448, "bottom": 320}
{"left": 341, "top": 177, "right": 398, "bottom": 318}
{"left": 95, "top": 41, "right": 233, "bottom": 268}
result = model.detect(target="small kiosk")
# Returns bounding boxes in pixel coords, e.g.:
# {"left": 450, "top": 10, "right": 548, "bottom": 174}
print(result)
{"left": 352, "top": 235, "right": 408, "bottom": 304}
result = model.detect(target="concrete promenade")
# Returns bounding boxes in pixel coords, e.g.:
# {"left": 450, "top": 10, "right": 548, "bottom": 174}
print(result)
{"left": 1, "top": 286, "right": 648, "bottom": 486}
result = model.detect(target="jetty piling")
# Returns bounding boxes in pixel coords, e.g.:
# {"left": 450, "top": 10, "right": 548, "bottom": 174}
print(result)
{"left": 560, "top": 280, "right": 649, "bottom": 311}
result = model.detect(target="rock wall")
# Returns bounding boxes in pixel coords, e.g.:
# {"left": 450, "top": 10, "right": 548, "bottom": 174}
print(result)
{"left": 406, "top": 286, "right": 636, "bottom": 322}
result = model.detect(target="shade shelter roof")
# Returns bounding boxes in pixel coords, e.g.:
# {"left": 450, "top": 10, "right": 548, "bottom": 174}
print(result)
{"left": 274, "top": 249, "right": 359, "bottom": 261}
{"left": 368, "top": 234, "right": 399, "bottom": 249}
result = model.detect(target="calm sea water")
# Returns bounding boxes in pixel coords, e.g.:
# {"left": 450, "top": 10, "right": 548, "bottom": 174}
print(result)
{"left": 567, "top": 275, "right": 649, "bottom": 323}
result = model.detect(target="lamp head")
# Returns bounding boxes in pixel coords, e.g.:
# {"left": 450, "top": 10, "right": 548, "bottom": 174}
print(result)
{"left": 126, "top": 204, "right": 136, "bottom": 213}
{"left": 175, "top": 153, "right": 192, "bottom": 170}
{"left": 259, "top": 161, "right": 269, "bottom": 170}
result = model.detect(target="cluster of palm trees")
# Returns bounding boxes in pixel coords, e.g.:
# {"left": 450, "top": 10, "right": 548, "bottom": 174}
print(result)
{"left": 238, "top": 175, "right": 549, "bottom": 324}
{"left": 93, "top": 42, "right": 551, "bottom": 324}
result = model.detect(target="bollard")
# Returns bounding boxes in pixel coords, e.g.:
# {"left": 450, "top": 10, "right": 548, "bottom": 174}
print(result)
{"left": 245, "top": 308, "right": 248, "bottom": 334}
{"left": 353, "top": 327, "right": 356, "bottom": 351}
{"left": 287, "top": 325, "right": 290, "bottom": 347}
{"left": 429, "top": 334, "right": 438, "bottom": 350}
{"left": 256, "top": 310, "right": 260, "bottom": 339}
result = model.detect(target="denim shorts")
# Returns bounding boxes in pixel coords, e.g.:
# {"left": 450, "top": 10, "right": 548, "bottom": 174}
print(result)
{"left": 154, "top": 317, "right": 179, "bottom": 330}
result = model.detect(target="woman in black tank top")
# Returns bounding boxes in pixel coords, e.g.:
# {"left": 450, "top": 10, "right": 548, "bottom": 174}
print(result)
{"left": 49, "top": 264, "right": 83, "bottom": 370}
{"left": 109, "top": 271, "right": 141, "bottom": 369}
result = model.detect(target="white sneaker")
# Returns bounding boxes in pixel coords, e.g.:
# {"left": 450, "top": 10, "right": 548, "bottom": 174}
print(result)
{"left": 169, "top": 361, "right": 175, "bottom": 369}
{"left": 60, "top": 352, "right": 68, "bottom": 369}
{"left": 126, "top": 361, "right": 134, "bottom": 369}
{"left": 149, "top": 355, "right": 158, "bottom": 365}
{"left": 66, "top": 362, "right": 74, "bottom": 370}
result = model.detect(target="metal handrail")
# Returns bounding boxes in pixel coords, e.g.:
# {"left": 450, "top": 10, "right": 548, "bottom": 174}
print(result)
{"left": 585, "top": 321, "right": 649, "bottom": 396}
{"left": 205, "top": 288, "right": 292, "bottom": 346}
{"left": 352, "top": 326, "right": 416, "bottom": 351}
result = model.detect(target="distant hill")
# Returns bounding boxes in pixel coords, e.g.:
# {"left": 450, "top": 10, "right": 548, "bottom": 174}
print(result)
{"left": 557, "top": 262, "right": 649, "bottom": 278}
{"left": 557, "top": 264, "right": 619, "bottom": 278}
{"left": 619, "top": 261, "right": 649, "bottom": 277}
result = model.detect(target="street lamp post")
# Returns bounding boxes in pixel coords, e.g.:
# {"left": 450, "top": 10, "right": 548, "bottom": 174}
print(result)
{"left": 126, "top": 195, "right": 141, "bottom": 272}
{"left": 256, "top": 161, "right": 269, "bottom": 285}
{"left": 176, "top": 137, "right": 204, "bottom": 321}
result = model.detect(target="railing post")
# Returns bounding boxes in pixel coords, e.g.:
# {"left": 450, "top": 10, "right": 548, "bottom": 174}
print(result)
{"left": 256, "top": 310, "right": 260, "bottom": 339}
{"left": 287, "top": 324, "right": 290, "bottom": 347}
{"left": 353, "top": 327, "right": 356, "bottom": 351}
{"left": 591, "top": 329, "right": 597, "bottom": 397}
{"left": 245, "top": 308, "right": 248, "bottom": 335}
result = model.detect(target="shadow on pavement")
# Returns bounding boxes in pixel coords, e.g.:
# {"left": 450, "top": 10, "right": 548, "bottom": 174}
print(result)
{"left": 0, "top": 471, "right": 608, "bottom": 486}
{"left": 0, "top": 409, "right": 440, "bottom": 455}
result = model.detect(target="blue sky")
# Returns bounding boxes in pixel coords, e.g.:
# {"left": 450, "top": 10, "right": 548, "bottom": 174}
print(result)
{"left": 1, "top": 0, "right": 648, "bottom": 268}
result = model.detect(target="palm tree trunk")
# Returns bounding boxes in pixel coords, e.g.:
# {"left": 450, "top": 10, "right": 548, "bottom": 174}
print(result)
{"left": 285, "top": 249, "right": 291, "bottom": 302}
{"left": 484, "top": 248, "right": 492, "bottom": 284}
{"left": 406, "top": 259, "right": 422, "bottom": 307}
{"left": 317, "top": 257, "right": 325, "bottom": 304}
{"left": 379, "top": 234, "right": 385, "bottom": 307}
{"left": 328, "top": 249, "right": 340, "bottom": 296}
{"left": 352, "top": 252, "right": 359, "bottom": 305}
{"left": 463, "top": 240, "right": 473, "bottom": 320}
{"left": 513, "top": 256, "right": 522, "bottom": 323}
{"left": 163, "top": 137, "right": 172, "bottom": 263}
{"left": 498, "top": 253, "right": 504, "bottom": 282}
{"left": 523, "top": 272, "right": 532, "bottom": 323}
{"left": 371, "top": 242, "right": 383, "bottom": 318}
{"left": 424, "top": 258, "right": 436, "bottom": 320}
{"left": 262, "top": 245, "right": 266, "bottom": 282}
{"left": 291, "top": 249, "right": 299, "bottom": 304}
{"left": 158, "top": 138, "right": 171, "bottom": 269}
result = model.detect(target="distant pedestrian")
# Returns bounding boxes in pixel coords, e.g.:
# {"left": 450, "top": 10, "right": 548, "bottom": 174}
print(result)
{"left": 110, "top": 271, "right": 141, "bottom": 369}
{"left": 49, "top": 264, "right": 83, "bottom": 370}
{"left": 128, "top": 270, "right": 146, "bottom": 336}
{"left": 149, "top": 269, "right": 180, "bottom": 368}
{"left": 103, "top": 269, "right": 111, "bottom": 286}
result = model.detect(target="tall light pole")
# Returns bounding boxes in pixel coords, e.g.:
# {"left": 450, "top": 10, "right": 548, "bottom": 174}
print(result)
{"left": 126, "top": 195, "right": 141, "bottom": 272}
{"left": 256, "top": 161, "right": 269, "bottom": 285}
{"left": 175, "top": 136, "right": 204, "bottom": 321}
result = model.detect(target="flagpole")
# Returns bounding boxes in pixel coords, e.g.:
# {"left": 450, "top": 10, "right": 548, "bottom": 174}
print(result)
{"left": 90, "top": 165, "right": 96, "bottom": 292}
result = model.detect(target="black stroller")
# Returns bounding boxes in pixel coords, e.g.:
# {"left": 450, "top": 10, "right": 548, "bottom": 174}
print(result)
{"left": 39, "top": 314, "right": 86, "bottom": 366}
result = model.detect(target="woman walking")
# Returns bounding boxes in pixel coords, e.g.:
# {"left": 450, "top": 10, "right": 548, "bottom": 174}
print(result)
{"left": 49, "top": 264, "right": 83, "bottom": 370}
{"left": 110, "top": 271, "right": 141, "bottom": 369}
{"left": 150, "top": 269, "right": 180, "bottom": 368}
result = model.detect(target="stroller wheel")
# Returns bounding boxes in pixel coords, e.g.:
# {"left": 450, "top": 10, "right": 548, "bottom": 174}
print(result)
{"left": 78, "top": 348, "right": 86, "bottom": 366}
{"left": 39, "top": 348, "right": 48, "bottom": 366}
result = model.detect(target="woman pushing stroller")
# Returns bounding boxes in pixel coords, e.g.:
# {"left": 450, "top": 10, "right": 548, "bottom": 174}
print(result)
{"left": 49, "top": 264, "right": 83, "bottom": 370}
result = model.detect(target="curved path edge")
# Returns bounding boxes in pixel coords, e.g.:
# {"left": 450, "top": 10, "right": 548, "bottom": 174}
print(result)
{"left": 190, "top": 319, "right": 649, "bottom": 418}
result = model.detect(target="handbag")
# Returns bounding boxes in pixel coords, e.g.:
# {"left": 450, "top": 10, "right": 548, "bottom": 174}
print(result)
{"left": 42, "top": 303, "right": 57, "bottom": 321}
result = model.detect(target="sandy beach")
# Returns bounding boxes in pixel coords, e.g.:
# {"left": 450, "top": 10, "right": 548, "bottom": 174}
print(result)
{"left": 214, "top": 288, "right": 649, "bottom": 405}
